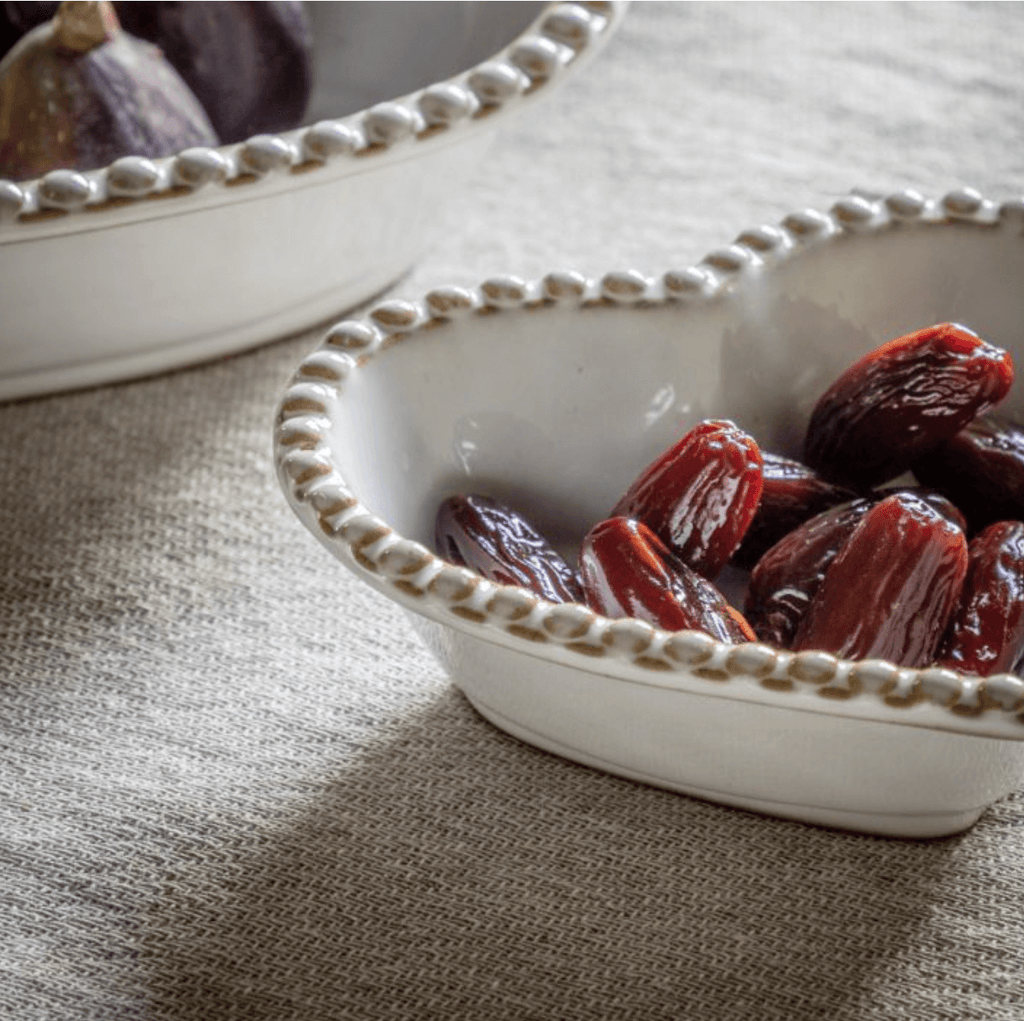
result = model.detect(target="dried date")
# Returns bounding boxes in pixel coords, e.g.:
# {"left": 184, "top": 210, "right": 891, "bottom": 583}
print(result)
{"left": 435, "top": 494, "right": 583, "bottom": 604}
{"left": 611, "top": 419, "right": 763, "bottom": 579}
{"left": 791, "top": 493, "right": 968, "bottom": 666}
{"left": 912, "top": 415, "right": 1024, "bottom": 534}
{"left": 731, "top": 452, "right": 857, "bottom": 570}
{"left": 431, "top": 321, "right": 1022, "bottom": 675}
{"left": 886, "top": 486, "right": 967, "bottom": 533}
{"left": 580, "top": 517, "right": 756, "bottom": 642}
{"left": 935, "top": 521, "right": 1024, "bottom": 677}
{"left": 804, "top": 323, "right": 1013, "bottom": 490}
{"left": 745, "top": 499, "right": 873, "bottom": 648}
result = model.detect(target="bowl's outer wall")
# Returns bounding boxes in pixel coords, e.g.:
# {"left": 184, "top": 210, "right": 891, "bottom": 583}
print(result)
{"left": 407, "top": 612, "right": 1024, "bottom": 838}
{"left": 1, "top": 136, "right": 490, "bottom": 395}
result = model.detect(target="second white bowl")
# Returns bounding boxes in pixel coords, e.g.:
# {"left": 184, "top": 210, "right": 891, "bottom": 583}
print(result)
{"left": 0, "top": 2, "right": 625, "bottom": 400}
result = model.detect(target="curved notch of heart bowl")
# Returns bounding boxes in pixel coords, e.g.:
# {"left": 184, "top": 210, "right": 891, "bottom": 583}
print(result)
{"left": 0, "top": 1, "right": 626, "bottom": 401}
{"left": 275, "top": 187, "right": 1024, "bottom": 837}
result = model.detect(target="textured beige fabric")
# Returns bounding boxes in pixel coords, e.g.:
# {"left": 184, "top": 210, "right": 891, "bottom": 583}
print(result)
{"left": 4, "top": 3, "right": 1024, "bottom": 1018}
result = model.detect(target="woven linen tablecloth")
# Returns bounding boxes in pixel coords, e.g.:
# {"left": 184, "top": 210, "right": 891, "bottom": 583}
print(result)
{"left": 5, "top": 4, "right": 1024, "bottom": 1019}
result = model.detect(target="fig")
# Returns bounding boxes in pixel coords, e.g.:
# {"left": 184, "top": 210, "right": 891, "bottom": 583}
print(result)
{"left": 116, "top": 1, "right": 313, "bottom": 143}
{"left": 0, "top": 0, "right": 218, "bottom": 180}
{"left": 1, "top": 3, "right": 313, "bottom": 142}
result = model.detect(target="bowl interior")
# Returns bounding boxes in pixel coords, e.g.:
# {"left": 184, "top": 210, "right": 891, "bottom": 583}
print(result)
{"left": 304, "top": 2, "right": 545, "bottom": 123}
{"left": 329, "top": 222, "right": 1024, "bottom": 559}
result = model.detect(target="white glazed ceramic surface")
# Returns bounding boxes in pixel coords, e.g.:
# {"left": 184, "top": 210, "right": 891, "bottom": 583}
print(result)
{"left": 0, "top": 2, "right": 624, "bottom": 401}
{"left": 275, "top": 187, "right": 1024, "bottom": 838}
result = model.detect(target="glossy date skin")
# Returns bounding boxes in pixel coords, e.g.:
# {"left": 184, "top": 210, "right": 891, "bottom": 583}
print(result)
{"left": 743, "top": 486, "right": 964, "bottom": 649}
{"left": 890, "top": 487, "right": 967, "bottom": 533}
{"left": 935, "top": 521, "right": 1024, "bottom": 677}
{"left": 744, "top": 499, "right": 873, "bottom": 649}
{"left": 580, "top": 517, "right": 756, "bottom": 643}
{"left": 434, "top": 315, "right": 1016, "bottom": 667}
{"left": 731, "top": 452, "right": 857, "bottom": 570}
{"left": 435, "top": 494, "right": 583, "bottom": 604}
{"left": 791, "top": 493, "right": 969, "bottom": 666}
{"left": 912, "top": 415, "right": 1024, "bottom": 535}
{"left": 804, "top": 323, "right": 1014, "bottom": 490}
{"left": 611, "top": 419, "right": 763, "bottom": 579}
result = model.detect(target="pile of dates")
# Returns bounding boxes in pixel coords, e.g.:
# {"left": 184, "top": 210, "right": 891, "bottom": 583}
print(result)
{"left": 435, "top": 322, "right": 1024, "bottom": 678}
{"left": 0, "top": 0, "right": 312, "bottom": 180}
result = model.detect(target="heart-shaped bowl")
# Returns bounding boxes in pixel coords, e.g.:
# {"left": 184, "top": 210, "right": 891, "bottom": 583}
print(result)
{"left": 275, "top": 186, "right": 1024, "bottom": 839}
{"left": 0, "top": 1, "right": 625, "bottom": 401}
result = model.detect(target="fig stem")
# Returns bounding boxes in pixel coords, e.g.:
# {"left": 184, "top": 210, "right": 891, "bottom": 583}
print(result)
{"left": 52, "top": 1, "right": 119, "bottom": 54}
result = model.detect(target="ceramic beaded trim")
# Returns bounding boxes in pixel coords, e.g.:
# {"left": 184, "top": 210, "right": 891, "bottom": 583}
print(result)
{"left": 275, "top": 188, "right": 1024, "bottom": 728}
{"left": 0, "top": 2, "right": 625, "bottom": 228}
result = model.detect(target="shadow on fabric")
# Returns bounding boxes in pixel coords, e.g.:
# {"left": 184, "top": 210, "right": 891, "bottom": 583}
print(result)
{"left": 138, "top": 684, "right": 985, "bottom": 1021}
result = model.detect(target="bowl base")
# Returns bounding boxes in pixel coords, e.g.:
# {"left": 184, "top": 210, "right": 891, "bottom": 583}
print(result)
{"left": 464, "top": 694, "right": 988, "bottom": 840}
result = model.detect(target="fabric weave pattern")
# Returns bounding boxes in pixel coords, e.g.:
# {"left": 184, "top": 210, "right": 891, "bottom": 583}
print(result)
{"left": 4, "top": 4, "right": 1024, "bottom": 1018}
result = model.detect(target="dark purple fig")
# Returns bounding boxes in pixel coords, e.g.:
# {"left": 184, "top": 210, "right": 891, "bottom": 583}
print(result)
{"left": 116, "top": 1, "right": 313, "bottom": 143}
{"left": 0, "top": 1, "right": 218, "bottom": 180}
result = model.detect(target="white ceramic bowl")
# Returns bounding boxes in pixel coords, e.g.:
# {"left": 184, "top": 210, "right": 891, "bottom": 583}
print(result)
{"left": 275, "top": 186, "right": 1024, "bottom": 839}
{"left": 0, "top": 1, "right": 625, "bottom": 401}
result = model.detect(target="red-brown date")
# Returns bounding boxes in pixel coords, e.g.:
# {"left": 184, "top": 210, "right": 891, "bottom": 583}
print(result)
{"left": 580, "top": 517, "right": 756, "bottom": 643}
{"left": 791, "top": 493, "right": 968, "bottom": 666}
{"left": 912, "top": 415, "right": 1024, "bottom": 535}
{"left": 935, "top": 521, "right": 1024, "bottom": 677}
{"left": 744, "top": 485, "right": 965, "bottom": 649}
{"left": 731, "top": 452, "right": 857, "bottom": 570}
{"left": 886, "top": 486, "right": 967, "bottom": 533}
{"left": 744, "top": 499, "right": 873, "bottom": 648}
{"left": 804, "top": 323, "right": 1014, "bottom": 490}
{"left": 611, "top": 419, "right": 763, "bottom": 579}
{"left": 435, "top": 494, "right": 583, "bottom": 604}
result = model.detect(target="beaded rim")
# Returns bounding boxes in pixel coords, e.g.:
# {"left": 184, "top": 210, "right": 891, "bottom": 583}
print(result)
{"left": 0, "top": 1, "right": 625, "bottom": 228}
{"left": 275, "top": 187, "right": 1024, "bottom": 732}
